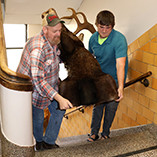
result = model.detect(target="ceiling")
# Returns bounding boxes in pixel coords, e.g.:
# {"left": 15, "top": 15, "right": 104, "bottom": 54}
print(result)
{"left": 3, "top": 0, "right": 84, "bottom": 24}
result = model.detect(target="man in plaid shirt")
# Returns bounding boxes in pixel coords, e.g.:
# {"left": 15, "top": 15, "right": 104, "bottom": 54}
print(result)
{"left": 17, "top": 14, "right": 73, "bottom": 151}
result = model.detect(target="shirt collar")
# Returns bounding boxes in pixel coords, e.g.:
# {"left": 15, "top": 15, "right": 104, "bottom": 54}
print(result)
{"left": 96, "top": 29, "right": 114, "bottom": 44}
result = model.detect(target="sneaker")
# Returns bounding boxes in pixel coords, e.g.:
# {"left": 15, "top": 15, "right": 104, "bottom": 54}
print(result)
{"left": 35, "top": 141, "right": 44, "bottom": 151}
{"left": 42, "top": 141, "right": 59, "bottom": 149}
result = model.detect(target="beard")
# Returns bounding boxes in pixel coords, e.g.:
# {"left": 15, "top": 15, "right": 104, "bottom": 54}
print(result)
{"left": 48, "top": 36, "right": 61, "bottom": 46}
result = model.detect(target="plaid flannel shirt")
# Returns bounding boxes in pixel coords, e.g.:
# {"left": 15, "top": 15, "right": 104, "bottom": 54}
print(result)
{"left": 16, "top": 29, "right": 61, "bottom": 109}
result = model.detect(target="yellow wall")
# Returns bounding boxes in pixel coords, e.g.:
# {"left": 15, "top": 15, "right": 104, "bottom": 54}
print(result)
{"left": 115, "top": 24, "right": 157, "bottom": 128}
{"left": 58, "top": 24, "right": 157, "bottom": 138}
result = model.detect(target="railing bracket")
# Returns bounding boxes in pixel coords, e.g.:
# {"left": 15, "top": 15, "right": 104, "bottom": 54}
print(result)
{"left": 140, "top": 78, "right": 149, "bottom": 87}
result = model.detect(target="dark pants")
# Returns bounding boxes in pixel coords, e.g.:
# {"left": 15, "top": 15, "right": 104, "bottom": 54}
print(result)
{"left": 91, "top": 101, "right": 119, "bottom": 136}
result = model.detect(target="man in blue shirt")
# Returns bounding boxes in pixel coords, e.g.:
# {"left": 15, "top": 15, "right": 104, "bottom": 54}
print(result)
{"left": 88, "top": 10, "right": 128, "bottom": 141}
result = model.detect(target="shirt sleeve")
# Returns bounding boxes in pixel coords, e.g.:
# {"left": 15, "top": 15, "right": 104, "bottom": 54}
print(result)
{"left": 30, "top": 49, "right": 57, "bottom": 100}
{"left": 115, "top": 34, "right": 128, "bottom": 59}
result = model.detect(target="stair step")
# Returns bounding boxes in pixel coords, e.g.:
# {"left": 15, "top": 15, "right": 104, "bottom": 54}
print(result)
{"left": 35, "top": 124, "right": 157, "bottom": 157}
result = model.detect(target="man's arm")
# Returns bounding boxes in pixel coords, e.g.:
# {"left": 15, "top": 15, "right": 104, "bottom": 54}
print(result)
{"left": 116, "top": 57, "right": 126, "bottom": 101}
{"left": 54, "top": 93, "right": 73, "bottom": 110}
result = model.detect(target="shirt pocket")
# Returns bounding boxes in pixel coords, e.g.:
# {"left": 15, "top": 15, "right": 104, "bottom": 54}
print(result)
{"left": 44, "top": 59, "right": 53, "bottom": 73}
{"left": 44, "top": 58, "right": 59, "bottom": 75}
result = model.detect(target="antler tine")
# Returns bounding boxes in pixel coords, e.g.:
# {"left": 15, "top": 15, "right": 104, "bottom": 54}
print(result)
{"left": 76, "top": 12, "right": 88, "bottom": 23}
{"left": 68, "top": 7, "right": 77, "bottom": 14}
{"left": 49, "top": 8, "right": 59, "bottom": 17}
{"left": 61, "top": 8, "right": 75, "bottom": 19}
{"left": 73, "top": 11, "right": 96, "bottom": 34}
{"left": 61, "top": 8, "right": 81, "bottom": 25}
{"left": 41, "top": 8, "right": 59, "bottom": 19}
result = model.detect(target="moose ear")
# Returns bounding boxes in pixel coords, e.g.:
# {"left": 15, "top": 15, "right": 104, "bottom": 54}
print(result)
{"left": 60, "top": 31, "right": 75, "bottom": 53}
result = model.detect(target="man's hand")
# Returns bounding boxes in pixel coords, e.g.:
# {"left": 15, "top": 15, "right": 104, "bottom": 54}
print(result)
{"left": 54, "top": 93, "right": 73, "bottom": 110}
{"left": 116, "top": 87, "right": 124, "bottom": 102}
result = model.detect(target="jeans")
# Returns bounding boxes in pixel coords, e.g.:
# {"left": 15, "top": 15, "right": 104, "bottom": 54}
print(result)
{"left": 33, "top": 100, "right": 65, "bottom": 144}
{"left": 91, "top": 101, "right": 119, "bottom": 137}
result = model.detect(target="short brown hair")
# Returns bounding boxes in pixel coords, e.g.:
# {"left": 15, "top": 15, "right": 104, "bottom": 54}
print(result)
{"left": 95, "top": 10, "right": 115, "bottom": 28}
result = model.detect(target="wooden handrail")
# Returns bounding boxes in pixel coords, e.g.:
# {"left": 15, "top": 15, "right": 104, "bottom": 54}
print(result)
{"left": 0, "top": 3, "right": 32, "bottom": 91}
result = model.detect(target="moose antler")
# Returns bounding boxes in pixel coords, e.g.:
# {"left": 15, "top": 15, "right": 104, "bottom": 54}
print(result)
{"left": 61, "top": 8, "right": 96, "bottom": 35}
{"left": 41, "top": 8, "right": 58, "bottom": 19}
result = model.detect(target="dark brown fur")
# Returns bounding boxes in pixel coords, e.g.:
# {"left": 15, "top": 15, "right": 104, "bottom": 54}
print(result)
{"left": 58, "top": 25, "right": 118, "bottom": 106}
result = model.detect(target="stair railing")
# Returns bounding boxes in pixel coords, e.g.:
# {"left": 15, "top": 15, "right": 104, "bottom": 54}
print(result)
{"left": 124, "top": 71, "right": 152, "bottom": 88}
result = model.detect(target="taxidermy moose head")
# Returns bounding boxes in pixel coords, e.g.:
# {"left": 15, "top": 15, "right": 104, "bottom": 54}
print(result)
{"left": 42, "top": 8, "right": 118, "bottom": 107}
{"left": 58, "top": 26, "right": 118, "bottom": 106}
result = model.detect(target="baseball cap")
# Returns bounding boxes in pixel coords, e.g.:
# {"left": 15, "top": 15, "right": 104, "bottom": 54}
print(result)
{"left": 46, "top": 14, "right": 65, "bottom": 26}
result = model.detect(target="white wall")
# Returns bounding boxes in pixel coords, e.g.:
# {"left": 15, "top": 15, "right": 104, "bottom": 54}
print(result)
{"left": 6, "top": 0, "right": 157, "bottom": 72}
{"left": 28, "top": 24, "right": 42, "bottom": 39}
{"left": 77, "top": 0, "right": 157, "bottom": 45}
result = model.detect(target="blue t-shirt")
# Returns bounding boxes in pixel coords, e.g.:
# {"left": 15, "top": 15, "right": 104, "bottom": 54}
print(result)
{"left": 88, "top": 29, "right": 128, "bottom": 85}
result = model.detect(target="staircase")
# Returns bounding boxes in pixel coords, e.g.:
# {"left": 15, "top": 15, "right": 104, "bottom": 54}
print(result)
{"left": 0, "top": 124, "right": 157, "bottom": 156}
{"left": 33, "top": 124, "right": 157, "bottom": 157}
